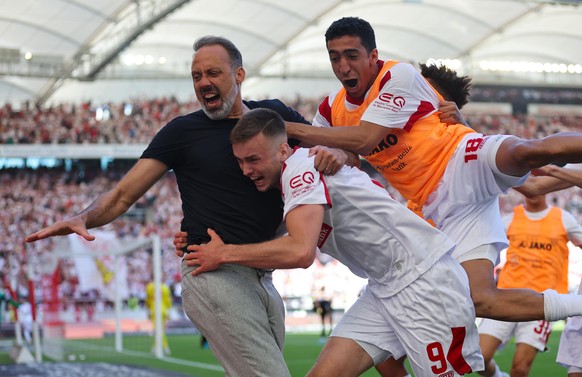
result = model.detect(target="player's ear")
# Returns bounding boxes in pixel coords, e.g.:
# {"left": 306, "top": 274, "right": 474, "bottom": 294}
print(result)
{"left": 369, "top": 48, "right": 378, "bottom": 64}
{"left": 279, "top": 142, "right": 290, "bottom": 161}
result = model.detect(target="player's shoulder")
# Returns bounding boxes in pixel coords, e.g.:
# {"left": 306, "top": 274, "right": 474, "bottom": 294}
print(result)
{"left": 283, "top": 149, "right": 316, "bottom": 181}
{"left": 285, "top": 148, "right": 311, "bottom": 169}
{"left": 378, "top": 60, "right": 421, "bottom": 91}
{"left": 389, "top": 61, "right": 418, "bottom": 75}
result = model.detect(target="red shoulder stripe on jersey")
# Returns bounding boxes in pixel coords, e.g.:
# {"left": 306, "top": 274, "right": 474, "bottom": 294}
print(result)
{"left": 379, "top": 70, "right": 391, "bottom": 90}
{"left": 403, "top": 100, "right": 435, "bottom": 132}
{"left": 318, "top": 97, "right": 333, "bottom": 126}
{"left": 280, "top": 161, "right": 288, "bottom": 196}
{"left": 320, "top": 174, "right": 332, "bottom": 208}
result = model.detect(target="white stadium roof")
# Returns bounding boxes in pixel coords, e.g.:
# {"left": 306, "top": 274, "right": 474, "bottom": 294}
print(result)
{"left": 1, "top": 0, "right": 582, "bottom": 105}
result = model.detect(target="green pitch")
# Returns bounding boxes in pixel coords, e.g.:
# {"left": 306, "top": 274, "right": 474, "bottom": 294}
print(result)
{"left": 0, "top": 331, "right": 568, "bottom": 376}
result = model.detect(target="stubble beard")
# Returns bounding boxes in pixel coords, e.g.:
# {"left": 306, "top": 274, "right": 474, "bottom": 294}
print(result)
{"left": 201, "top": 79, "right": 239, "bottom": 120}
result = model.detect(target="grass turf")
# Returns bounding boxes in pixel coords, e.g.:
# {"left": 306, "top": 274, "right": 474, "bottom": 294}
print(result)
{"left": 0, "top": 330, "right": 568, "bottom": 376}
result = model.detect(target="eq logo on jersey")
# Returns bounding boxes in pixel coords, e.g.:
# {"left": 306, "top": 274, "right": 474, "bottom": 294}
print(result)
{"left": 290, "top": 171, "right": 316, "bottom": 198}
{"left": 290, "top": 171, "right": 315, "bottom": 188}
{"left": 378, "top": 93, "right": 406, "bottom": 108}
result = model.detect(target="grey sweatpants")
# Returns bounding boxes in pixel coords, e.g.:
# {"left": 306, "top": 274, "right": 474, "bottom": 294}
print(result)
{"left": 181, "top": 262, "right": 290, "bottom": 377}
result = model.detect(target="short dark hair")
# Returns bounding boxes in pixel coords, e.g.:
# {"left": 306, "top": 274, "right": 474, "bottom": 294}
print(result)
{"left": 230, "top": 108, "right": 286, "bottom": 144}
{"left": 420, "top": 63, "right": 472, "bottom": 109}
{"left": 193, "top": 35, "right": 243, "bottom": 69}
{"left": 325, "top": 17, "right": 377, "bottom": 53}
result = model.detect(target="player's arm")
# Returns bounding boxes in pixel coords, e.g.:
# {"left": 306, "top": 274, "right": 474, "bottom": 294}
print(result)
{"left": 561, "top": 210, "right": 582, "bottom": 249}
{"left": 513, "top": 165, "right": 582, "bottom": 197}
{"left": 25, "top": 158, "right": 168, "bottom": 242}
{"left": 184, "top": 204, "right": 324, "bottom": 276}
{"left": 310, "top": 146, "right": 361, "bottom": 175}
{"left": 535, "top": 164, "right": 582, "bottom": 188}
{"left": 345, "top": 150, "right": 361, "bottom": 168}
{"left": 307, "top": 104, "right": 361, "bottom": 171}
{"left": 514, "top": 175, "right": 572, "bottom": 198}
{"left": 286, "top": 120, "right": 390, "bottom": 156}
{"left": 293, "top": 127, "right": 359, "bottom": 166}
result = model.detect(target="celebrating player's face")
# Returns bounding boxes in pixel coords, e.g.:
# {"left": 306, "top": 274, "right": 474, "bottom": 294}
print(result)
{"left": 327, "top": 35, "right": 378, "bottom": 99}
{"left": 191, "top": 45, "right": 241, "bottom": 120}
{"left": 232, "top": 133, "right": 284, "bottom": 192}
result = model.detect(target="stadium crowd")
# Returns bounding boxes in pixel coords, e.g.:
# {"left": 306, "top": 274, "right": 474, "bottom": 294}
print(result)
{"left": 0, "top": 97, "right": 199, "bottom": 144}
{"left": 0, "top": 164, "right": 184, "bottom": 308}
{"left": 2, "top": 94, "right": 582, "bottom": 319}
{"left": 1, "top": 96, "right": 582, "bottom": 145}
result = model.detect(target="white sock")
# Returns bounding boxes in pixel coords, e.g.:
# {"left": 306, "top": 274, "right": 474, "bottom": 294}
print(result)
{"left": 543, "top": 288, "right": 582, "bottom": 321}
{"left": 491, "top": 363, "right": 502, "bottom": 377}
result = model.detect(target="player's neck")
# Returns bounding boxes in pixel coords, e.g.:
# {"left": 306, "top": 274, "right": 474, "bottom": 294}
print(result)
{"left": 525, "top": 203, "right": 548, "bottom": 212}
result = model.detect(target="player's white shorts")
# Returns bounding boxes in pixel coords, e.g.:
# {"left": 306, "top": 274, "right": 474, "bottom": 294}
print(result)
{"left": 479, "top": 318, "right": 553, "bottom": 352}
{"left": 422, "top": 133, "right": 529, "bottom": 263}
{"left": 331, "top": 254, "right": 483, "bottom": 376}
{"left": 556, "top": 282, "right": 582, "bottom": 369}
{"left": 557, "top": 317, "right": 582, "bottom": 369}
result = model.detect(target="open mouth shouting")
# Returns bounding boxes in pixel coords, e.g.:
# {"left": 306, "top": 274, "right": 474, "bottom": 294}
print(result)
{"left": 342, "top": 78, "right": 361, "bottom": 97}
{"left": 201, "top": 86, "right": 222, "bottom": 109}
{"left": 344, "top": 79, "right": 358, "bottom": 89}
{"left": 250, "top": 175, "right": 266, "bottom": 190}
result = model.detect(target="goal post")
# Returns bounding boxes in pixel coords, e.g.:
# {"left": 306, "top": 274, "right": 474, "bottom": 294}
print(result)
{"left": 151, "top": 235, "right": 163, "bottom": 359}
{"left": 36, "top": 232, "right": 163, "bottom": 362}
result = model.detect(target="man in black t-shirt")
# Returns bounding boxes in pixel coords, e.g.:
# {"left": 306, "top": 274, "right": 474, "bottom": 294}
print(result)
{"left": 26, "top": 36, "right": 352, "bottom": 376}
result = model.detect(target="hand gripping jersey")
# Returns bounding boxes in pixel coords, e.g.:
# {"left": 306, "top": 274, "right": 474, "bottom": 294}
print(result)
{"left": 498, "top": 205, "right": 570, "bottom": 293}
{"left": 281, "top": 148, "right": 455, "bottom": 297}
{"left": 328, "top": 60, "right": 474, "bottom": 206}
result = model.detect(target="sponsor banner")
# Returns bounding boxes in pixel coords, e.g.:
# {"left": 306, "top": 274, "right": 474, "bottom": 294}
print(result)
{"left": 528, "top": 103, "right": 582, "bottom": 116}
{"left": 463, "top": 102, "right": 512, "bottom": 115}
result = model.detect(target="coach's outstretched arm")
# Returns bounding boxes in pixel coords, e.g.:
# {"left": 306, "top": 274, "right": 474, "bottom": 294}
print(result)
{"left": 25, "top": 159, "right": 168, "bottom": 242}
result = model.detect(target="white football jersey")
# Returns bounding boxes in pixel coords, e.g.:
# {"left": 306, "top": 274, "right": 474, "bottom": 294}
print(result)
{"left": 281, "top": 148, "right": 455, "bottom": 297}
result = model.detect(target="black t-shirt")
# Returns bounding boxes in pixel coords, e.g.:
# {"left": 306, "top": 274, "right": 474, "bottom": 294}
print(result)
{"left": 140, "top": 99, "right": 309, "bottom": 245}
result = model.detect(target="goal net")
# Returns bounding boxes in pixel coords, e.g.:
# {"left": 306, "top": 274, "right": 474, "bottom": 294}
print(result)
{"left": 36, "top": 231, "right": 170, "bottom": 363}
